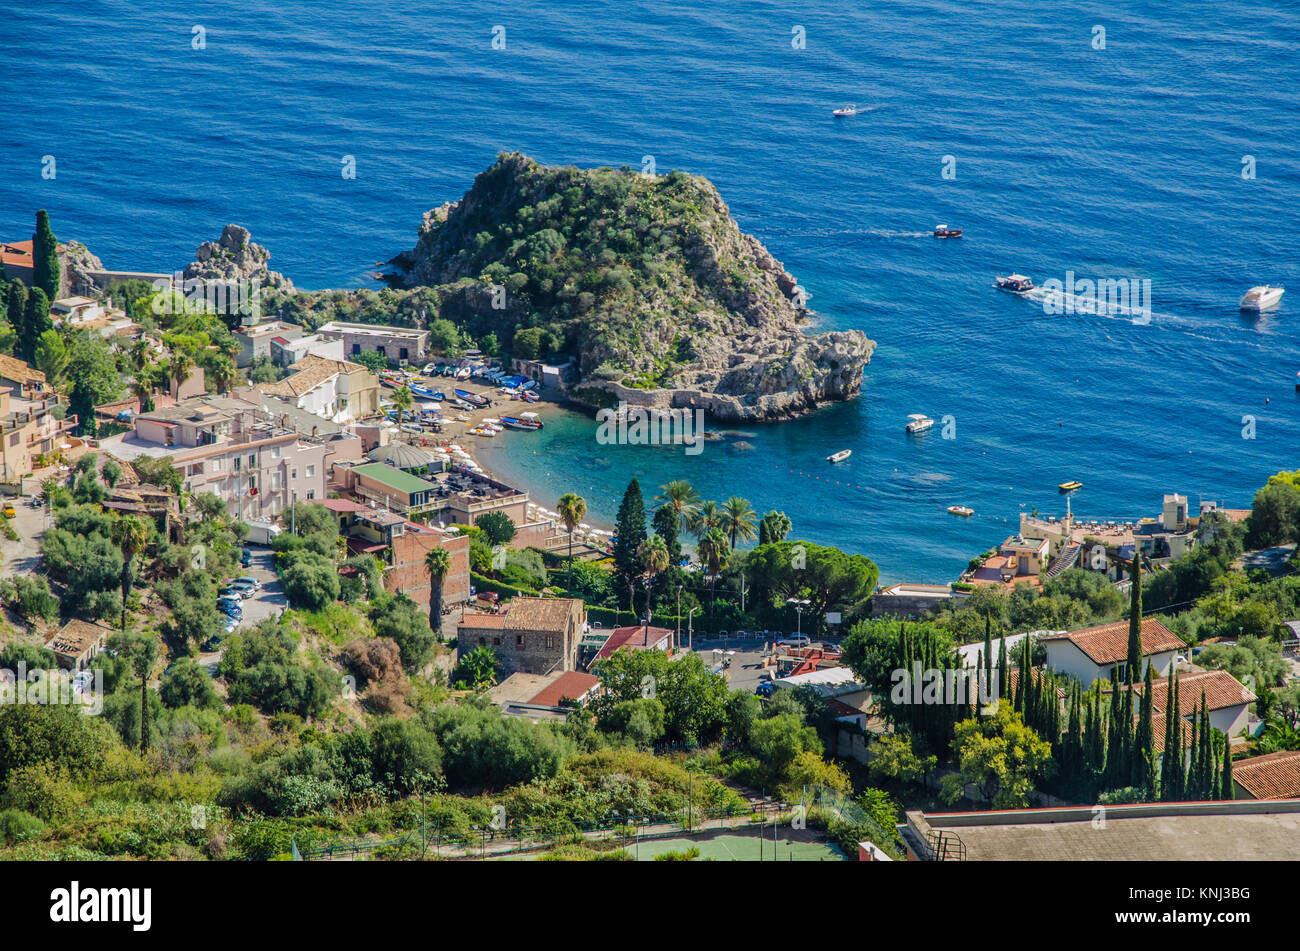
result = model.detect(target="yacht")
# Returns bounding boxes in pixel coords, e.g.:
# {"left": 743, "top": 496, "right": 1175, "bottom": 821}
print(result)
{"left": 995, "top": 273, "right": 1034, "bottom": 292}
{"left": 827, "top": 449, "right": 852, "bottom": 463}
{"left": 905, "top": 414, "right": 934, "bottom": 434}
{"left": 832, "top": 103, "right": 858, "bottom": 117}
{"left": 933, "top": 224, "right": 963, "bottom": 238}
{"left": 1239, "top": 285, "right": 1284, "bottom": 311}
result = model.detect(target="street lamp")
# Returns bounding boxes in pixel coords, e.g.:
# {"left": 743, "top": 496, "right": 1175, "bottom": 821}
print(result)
{"left": 786, "top": 598, "right": 810, "bottom": 639}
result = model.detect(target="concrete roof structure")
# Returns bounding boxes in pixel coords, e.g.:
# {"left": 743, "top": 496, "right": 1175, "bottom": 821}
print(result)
{"left": 904, "top": 799, "right": 1300, "bottom": 860}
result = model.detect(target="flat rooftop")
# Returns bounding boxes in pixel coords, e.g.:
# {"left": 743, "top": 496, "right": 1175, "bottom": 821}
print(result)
{"left": 317, "top": 321, "right": 427, "bottom": 339}
{"left": 906, "top": 800, "right": 1300, "bottom": 861}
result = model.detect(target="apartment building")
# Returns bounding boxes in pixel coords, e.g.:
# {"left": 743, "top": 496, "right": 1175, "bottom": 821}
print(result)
{"left": 232, "top": 320, "right": 304, "bottom": 367}
{"left": 0, "top": 360, "right": 78, "bottom": 488}
{"left": 99, "top": 396, "right": 328, "bottom": 522}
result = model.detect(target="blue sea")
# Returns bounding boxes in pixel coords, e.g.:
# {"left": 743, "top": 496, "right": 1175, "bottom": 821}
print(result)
{"left": 4, "top": 1, "right": 1299, "bottom": 583}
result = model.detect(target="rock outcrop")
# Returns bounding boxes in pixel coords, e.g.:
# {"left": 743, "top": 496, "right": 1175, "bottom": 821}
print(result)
{"left": 391, "top": 153, "right": 873, "bottom": 422}
{"left": 184, "top": 225, "right": 294, "bottom": 292}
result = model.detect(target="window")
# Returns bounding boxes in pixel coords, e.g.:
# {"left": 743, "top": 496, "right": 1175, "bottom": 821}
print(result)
{"left": 306, "top": 490, "right": 315, "bottom": 499}
{"left": 211, "top": 458, "right": 223, "bottom": 473}
{"left": 306, "top": 465, "right": 315, "bottom": 478}
{"left": 515, "top": 634, "right": 525, "bottom": 649}
{"left": 271, "top": 446, "right": 281, "bottom": 459}
{"left": 8, "top": 433, "right": 18, "bottom": 447}
{"left": 233, "top": 456, "right": 241, "bottom": 472}
{"left": 248, "top": 454, "right": 256, "bottom": 468}
{"left": 399, "top": 347, "right": 409, "bottom": 360}
{"left": 545, "top": 635, "right": 556, "bottom": 650}
{"left": 478, "top": 637, "right": 485, "bottom": 645}
{"left": 352, "top": 343, "right": 361, "bottom": 355}
{"left": 377, "top": 346, "right": 386, "bottom": 357}
{"left": 492, "top": 637, "right": 501, "bottom": 646}
{"left": 291, "top": 468, "right": 297, "bottom": 480}
{"left": 272, "top": 472, "right": 282, "bottom": 490}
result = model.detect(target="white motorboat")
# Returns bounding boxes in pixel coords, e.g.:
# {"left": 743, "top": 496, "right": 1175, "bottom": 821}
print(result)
{"left": 995, "top": 273, "right": 1034, "bottom": 292}
{"left": 905, "top": 413, "right": 934, "bottom": 434}
{"left": 827, "top": 449, "right": 852, "bottom": 463}
{"left": 832, "top": 103, "right": 858, "bottom": 117}
{"left": 1239, "top": 285, "right": 1284, "bottom": 311}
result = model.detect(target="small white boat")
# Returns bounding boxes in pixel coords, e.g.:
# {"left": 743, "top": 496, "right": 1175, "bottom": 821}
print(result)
{"left": 905, "top": 413, "right": 934, "bottom": 434}
{"left": 995, "top": 273, "right": 1034, "bottom": 292}
{"left": 947, "top": 505, "right": 974, "bottom": 517}
{"left": 1239, "top": 285, "right": 1284, "bottom": 311}
{"left": 827, "top": 449, "right": 852, "bottom": 463}
{"left": 832, "top": 103, "right": 858, "bottom": 117}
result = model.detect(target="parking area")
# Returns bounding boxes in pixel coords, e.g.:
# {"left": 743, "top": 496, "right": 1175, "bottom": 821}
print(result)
{"left": 199, "top": 547, "right": 286, "bottom": 667}
{"left": 0, "top": 494, "right": 51, "bottom": 577}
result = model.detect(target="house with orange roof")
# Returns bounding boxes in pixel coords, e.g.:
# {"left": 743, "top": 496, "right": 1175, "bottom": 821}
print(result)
{"left": 1138, "top": 669, "right": 1257, "bottom": 738}
{"left": 1039, "top": 618, "right": 1185, "bottom": 687}
{"left": 1231, "top": 750, "right": 1300, "bottom": 800}
{"left": 0, "top": 240, "right": 35, "bottom": 284}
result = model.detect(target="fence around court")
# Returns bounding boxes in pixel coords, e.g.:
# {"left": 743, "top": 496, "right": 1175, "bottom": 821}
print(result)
{"left": 295, "top": 800, "right": 790, "bottom": 861}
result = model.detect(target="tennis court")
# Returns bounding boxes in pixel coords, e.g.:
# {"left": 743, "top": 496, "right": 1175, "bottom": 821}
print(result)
{"left": 630, "top": 830, "right": 848, "bottom": 861}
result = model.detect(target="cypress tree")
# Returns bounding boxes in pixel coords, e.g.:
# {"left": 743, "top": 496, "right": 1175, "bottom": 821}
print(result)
{"left": 33, "top": 210, "right": 59, "bottom": 301}
{"left": 1198, "top": 698, "right": 1212, "bottom": 799}
{"left": 1161, "top": 673, "right": 1175, "bottom": 801}
{"left": 1221, "top": 738, "right": 1234, "bottom": 800}
{"left": 22, "top": 287, "right": 51, "bottom": 363}
{"left": 612, "top": 478, "right": 647, "bottom": 598}
{"left": 983, "top": 616, "right": 993, "bottom": 698}
{"left": 1187, "top": 698, "right": 1201, "bottom": 799}
{"left": 6, "top": 281, "right": 28, "bottom": 357}
{"left": 1125, "top": 552, "right": 1142, "bottom": 684}
{"left": 997, "top": 633, "right": 1008, "bottom": 708}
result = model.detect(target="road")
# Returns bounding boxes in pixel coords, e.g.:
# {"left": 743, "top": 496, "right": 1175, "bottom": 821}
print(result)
{"left": 199, "top": 546, "right": 286, "bottom": 674}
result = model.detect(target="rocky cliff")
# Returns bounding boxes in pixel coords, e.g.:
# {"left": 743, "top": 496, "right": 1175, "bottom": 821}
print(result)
{"left": 391, "top": 153, "right": 873, "bottom": 421}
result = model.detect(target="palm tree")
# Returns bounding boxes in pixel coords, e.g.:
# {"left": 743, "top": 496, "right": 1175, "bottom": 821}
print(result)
{"left": 167, "top": 351, "right": 195, "bottom": 395}
{"left": 128, "top": 369, "right": 157, "bottom": 414}
{"left": 688, "top": 499, "right": 720, "bottom": 540}
{"left": 205, "top": 357, "right": 236, "bottom": 394}
{"left": 697, "top": 528, "right": 730, "bottom": 609}
{"left": 720, "top": 496, "right": 757, "bottom": 550}
{"left": 654, "top": 479, "right": 700, "bottom": 533}
{"left": 110, "top": 515, "right": 150, "bottom": 632}
{"left": 637, "top": 534, "right": 670, "bottom": 617}
{"left": 392, "top": 385, "right": 415, "bottom": 438}
{"left": 424, "top": 545, "right": 452, "bottom": 637}
{"left": 758, "top": 510, "right": 792, "bottom": 545}
{"left": 556, "top": 492, "right": 587, "bottom": 590}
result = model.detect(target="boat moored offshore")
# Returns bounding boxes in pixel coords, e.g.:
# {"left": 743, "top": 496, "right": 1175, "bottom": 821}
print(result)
{"left": 905, "top": 414, "right": 934, "bottom": 434}
{"left": 995, "top": 273, "right": 1034, "bottom": 292}
{"left": 1239, "top": 285, "right": 1284, "bottom": 311}
{"left": 827, "top": 449, "right": 852, "bottom": 463}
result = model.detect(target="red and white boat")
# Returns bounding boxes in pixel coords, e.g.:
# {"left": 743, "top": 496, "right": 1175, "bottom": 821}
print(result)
{"left": 933, "top": 224, "right": 963, "bottom": 238}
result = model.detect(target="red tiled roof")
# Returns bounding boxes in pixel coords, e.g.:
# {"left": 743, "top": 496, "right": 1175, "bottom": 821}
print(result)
{"left": 459, "top": 613, "right": 510, "bottom": 630}
{"left": 1232, "top": 750, "right": 1300, "bottom": 800}
{"left": 1040, "top": 619, "right": 1184, "bottom": 666}
{"left": 1142, "top": 670, "right": 1256, "bottom": 718}
{"left": 528, "top": 671, "right": 600, "bottom": 708}
{"left": 595, "top": 624, "right": 674, "bottom": 661}
{"left": 1151, "top": 713, "right": 1195, "bottom": 754}
{"left": 0, "top": 240, "right": 33, "bottom": 270}
{"left": 318, "top": 498, "right": 364, "bottom": 513}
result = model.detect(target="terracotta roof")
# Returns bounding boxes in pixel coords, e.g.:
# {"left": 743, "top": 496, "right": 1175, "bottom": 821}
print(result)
{"left": 595, "top": 624, "right": 674, "bottom": 661}
{"left": 502, "top": 596, "right": 581, "bottom": 634}
{"left": 260, "top": 354, "right": 343, "bottom": 398}
{"left": 1232, "top": 750, "right": 1300, "bottom": 800}
{"left": 459, "top": 613, "right": 510, "bottom": 631}
{"left": 1040, "top": 619, "right": 1184, "bottom": 666}
{"left": 1142, "top": 670, "right": 1256, "bottom": 718}
{"left": 0, "top": 240, "right": 32, "bottom": 270}
{"left": 528, "top": 671, "right": 600, "bottom": 708}
{"left": 826, "top": 698, "right": 865, "bottom": 719}
{"left": 317, "top": 497, "right": 365, "bottom": 513}
{"left": 1151, "top": 712, "right": 1195, "bottom": 754}
{"left": 0, "top": 354, "right": 45, "bottom": 386}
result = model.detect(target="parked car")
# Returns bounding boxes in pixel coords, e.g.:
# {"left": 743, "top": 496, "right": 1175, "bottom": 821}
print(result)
{"left": 201, "top": 635, "right": 224, "bottom": 652}
{"left": 755, "top": 681, "right": 775, "bottom": 697}
{"left": 777, "top": 635, "right": 810, "bottom": 648}
{"left": 217, "top": 598, "right": 243, "bottom": 617}
{"left": 233, "top": 576, "right": 262, "bottom": 590}
{"left": 241, "top": 549, "right": 253, "bottom": 567}
{"left": 227, "top": 581, "right": 257, "bottom": 598}
{"left": 2, "top": 503, "right": 14, "bottom": 519}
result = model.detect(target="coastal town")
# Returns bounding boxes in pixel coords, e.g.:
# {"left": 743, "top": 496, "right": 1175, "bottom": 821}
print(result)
{"left": 0, "top": 208, "right": 1299, "bottom": 868}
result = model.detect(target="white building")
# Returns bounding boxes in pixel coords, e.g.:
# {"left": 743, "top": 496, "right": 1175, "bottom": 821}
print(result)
{"left": 52, "top": 296, "right": 105, "bottom": 324}
{"left": 1144, "top": 669, "right": 1256, "bottom": 739}
{"left": 271, "top": 333, "right": 345, "bottom": 367}
{"left": 1039, "top": 619, "right": 1184, "bottom": 687}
